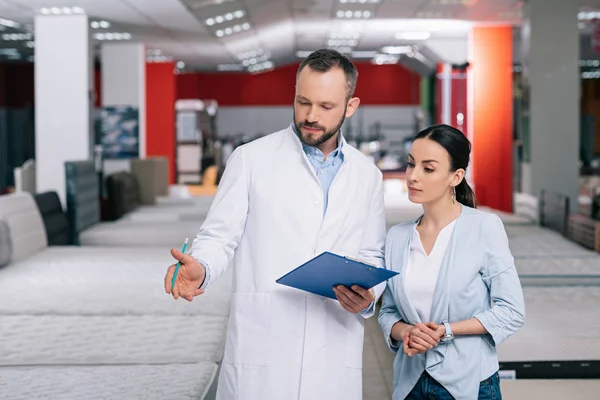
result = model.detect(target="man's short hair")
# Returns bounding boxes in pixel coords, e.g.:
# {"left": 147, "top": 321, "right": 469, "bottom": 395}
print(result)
{"left": 297, "top": 49, "right": 359, "bottom": 100}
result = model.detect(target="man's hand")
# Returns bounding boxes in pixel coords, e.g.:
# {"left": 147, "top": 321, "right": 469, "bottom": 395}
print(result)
{"left": 164, "top": 248, "right": 207, "bottom": 302}
{"left": 333, "top": 285, "right": 375, "bottom": 313}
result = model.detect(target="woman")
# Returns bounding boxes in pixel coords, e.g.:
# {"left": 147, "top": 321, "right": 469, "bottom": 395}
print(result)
{"left": 378, "top": 124, "right": 525, "bottom": 400}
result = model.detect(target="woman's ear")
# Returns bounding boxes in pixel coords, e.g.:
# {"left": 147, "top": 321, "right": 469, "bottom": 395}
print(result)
{"left": 451, "top": 168, "right": 465, "bottom": 187}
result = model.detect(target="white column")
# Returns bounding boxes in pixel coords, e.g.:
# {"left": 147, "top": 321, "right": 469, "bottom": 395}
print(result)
{"left": 101, "top": 43, "right": 146, "bottom": 161}
{"left": 35, "top": 12, "right": 93, "bottom": 206}
{"left": 520, "top": 0, "right": 580, "bottom": 211}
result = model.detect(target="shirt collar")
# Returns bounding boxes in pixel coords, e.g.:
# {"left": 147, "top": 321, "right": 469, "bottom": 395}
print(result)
{"left": 293, "top": 124, "right": 344, "bottom": 159}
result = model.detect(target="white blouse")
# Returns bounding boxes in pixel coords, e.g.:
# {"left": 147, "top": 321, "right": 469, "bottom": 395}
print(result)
{"left": 404, "top": 220, "right": 457, "bottom": 322}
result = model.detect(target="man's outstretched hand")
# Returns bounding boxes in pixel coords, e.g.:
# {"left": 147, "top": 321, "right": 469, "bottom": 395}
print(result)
{"left": 333, "top": 285, "right": 375, "bottom": 313}
{"left": 164, "top": 248, "right": 207, "bottom": 302}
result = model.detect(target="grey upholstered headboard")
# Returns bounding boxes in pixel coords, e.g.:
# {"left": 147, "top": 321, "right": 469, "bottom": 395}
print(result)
{"left": 65, "top": 160, "right": 100, "bottom": 244}
{"left": 0, "top": 192, "right": 48, "bottom": 262}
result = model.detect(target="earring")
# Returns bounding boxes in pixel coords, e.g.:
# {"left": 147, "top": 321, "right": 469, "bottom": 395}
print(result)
{"left": 452, "top": 186, "right": 456, "bottom": 204}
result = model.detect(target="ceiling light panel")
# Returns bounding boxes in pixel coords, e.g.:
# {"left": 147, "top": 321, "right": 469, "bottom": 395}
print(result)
{"left": 91, "top": 20, "right": 111, "bottom": 29}
{"left": 206, "top": 10, "right": 245, "bottom": 26}
{"left": 334, "top": 0, "right": 379, "bottom": 19}
{"left": 94, "top": 32, "right": 132, "bottom": 41}
{"left": 39, "top": 7, "right": 85, "bottom": 15}
{"left": 0, "top": 18, "right": 19, "bottom": 28}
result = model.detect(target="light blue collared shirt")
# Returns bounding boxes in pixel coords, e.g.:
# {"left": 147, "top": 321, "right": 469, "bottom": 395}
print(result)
{"left": 300, "top": 131, "right": 345, "bottom": 217}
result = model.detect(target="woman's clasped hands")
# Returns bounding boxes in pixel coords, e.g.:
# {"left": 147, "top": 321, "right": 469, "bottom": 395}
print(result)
{"left": 403, "top": 322, "right": 445, "bottom": 357}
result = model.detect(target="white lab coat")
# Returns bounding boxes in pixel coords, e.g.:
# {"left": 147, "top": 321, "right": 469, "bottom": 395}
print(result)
{"left": 190, "top": 124, "right": 386, "bottom": 400}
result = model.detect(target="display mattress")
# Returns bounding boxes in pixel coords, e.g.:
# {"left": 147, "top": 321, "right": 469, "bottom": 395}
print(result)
{"left": 79, "top": 220, "right": 203, "bottom": 247}
{"left": 498, "top": 286, "right": 600, "bottom": 362}
{"left": 479, "top": 206, "right": 536, "bottom": 225}
{"left": 0, "top": 246, "right": 233, "bottom": 317}
{"left": 0, "top": 314, "right": 227, "bottom": 366}
{"left": 0, "top": 362, "right": 218, "bottom": 400}
{"left": 516, "top": 256, "right": 600, "bottom": 286}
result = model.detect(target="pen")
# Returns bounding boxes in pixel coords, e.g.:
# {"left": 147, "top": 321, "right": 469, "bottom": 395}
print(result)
{"left": 171, "top": 238, "right": 189, "bottom": 290}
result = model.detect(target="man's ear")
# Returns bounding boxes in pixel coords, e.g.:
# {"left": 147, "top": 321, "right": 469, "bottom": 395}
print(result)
{"left": 345, "top": 97, "right": 360, "bottom": 118}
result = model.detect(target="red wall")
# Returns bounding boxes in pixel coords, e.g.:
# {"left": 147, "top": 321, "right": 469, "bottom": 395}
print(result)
{"left": 471, "top": 26, "right": 513, "bottom": 212}
{"left": 146, "top": 62, "right": 177, "bottom": 184}
{"left": 177, "top": 62, "right": 420, "bottom": 106}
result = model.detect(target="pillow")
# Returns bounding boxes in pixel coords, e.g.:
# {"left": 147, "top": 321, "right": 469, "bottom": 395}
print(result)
{"left": 0, "top": 219, "right": 12, "bottom": 267}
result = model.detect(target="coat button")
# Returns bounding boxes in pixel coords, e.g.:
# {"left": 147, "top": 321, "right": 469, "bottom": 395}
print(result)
{"left": 314, "top": 200, "right": 319, "bottom": 206}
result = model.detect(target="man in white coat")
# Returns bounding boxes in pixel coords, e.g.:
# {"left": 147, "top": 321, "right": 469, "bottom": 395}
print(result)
{"left": 164, "top": 49, "right": 386, "bottom": 400}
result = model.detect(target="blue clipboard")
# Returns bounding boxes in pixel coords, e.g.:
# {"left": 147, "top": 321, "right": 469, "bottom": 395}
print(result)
{"left": 276, "top": 251, "right": 399, "bottom": 299}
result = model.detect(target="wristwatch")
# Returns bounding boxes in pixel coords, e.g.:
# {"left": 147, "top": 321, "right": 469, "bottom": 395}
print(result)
{"left": 440, "top": 321, "right": 454, "bottom": 343}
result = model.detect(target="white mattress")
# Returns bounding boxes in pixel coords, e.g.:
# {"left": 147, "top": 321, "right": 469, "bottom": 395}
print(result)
{"left": 79, "top": 220, "right": 202, "bottom": 247}
{"left": 0, "top": 246, "right": 233, "bottom": 317}
{"left": 479, "top": 206, "right": 535, "bottom": 225}
{"left": 498, "top": 286, "right": 600, "bottom": 362}
{"left": 506, "top": 226, "right": 594, "bottom": 258}
{"left": 516, "top": 257, "right": 600, "bottom": 286}
{"left": 0, "top": 314, "right": 227, "bottom": 366}
{"left": 0, "top": 362, "right": 218, "bottom": 400}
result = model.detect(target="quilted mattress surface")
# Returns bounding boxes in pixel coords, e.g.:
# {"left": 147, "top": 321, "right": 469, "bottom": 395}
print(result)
{"left": 0, "top": 314, "right": 227, "bottom": 366}
{"left": 0, "top": 362, "right": 218, "bottom": 400}
{"left": 0, "top": 246, "right": 233, "bottom": 317}
{"left": 498, "top": 286, "right": 600, "bottom": 362}
{"left": 79, "top": 220, "right": 203, "bottom": 247}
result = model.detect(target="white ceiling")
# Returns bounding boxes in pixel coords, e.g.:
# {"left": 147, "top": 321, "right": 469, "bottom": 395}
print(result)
{"left": 0, "top": 0, "right": 596, "bottom": 73}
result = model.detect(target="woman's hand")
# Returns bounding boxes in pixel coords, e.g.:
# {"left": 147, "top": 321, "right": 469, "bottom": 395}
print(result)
{"left": 403, "top": 322, "right": 444, "bottom": 356}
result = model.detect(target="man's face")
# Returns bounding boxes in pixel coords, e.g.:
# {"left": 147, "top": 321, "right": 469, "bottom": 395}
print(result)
{"left": 293, "top": 66, "right": 359, "bottom": 148}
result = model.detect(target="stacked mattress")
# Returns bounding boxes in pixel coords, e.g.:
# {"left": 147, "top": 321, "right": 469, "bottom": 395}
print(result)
{"left": 0, "top": 191, "right": 232, "bottom": 399}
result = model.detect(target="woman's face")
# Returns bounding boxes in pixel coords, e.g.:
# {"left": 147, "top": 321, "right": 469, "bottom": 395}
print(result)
{"left": 405, "top": 138, "right": 463, "bottom": 205}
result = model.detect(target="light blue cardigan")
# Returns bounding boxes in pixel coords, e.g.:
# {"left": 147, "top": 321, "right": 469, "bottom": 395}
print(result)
{"left": 378, "top": 205, "right": 526, "bottom": 400}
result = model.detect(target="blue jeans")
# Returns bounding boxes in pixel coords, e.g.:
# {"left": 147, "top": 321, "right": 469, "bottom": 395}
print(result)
{"left": 405, "top": 371, "right": 502, "bottom": 400}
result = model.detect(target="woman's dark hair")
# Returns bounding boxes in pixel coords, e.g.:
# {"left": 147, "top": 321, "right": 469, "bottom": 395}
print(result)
{"left": 413, "top": 124, "right": 477, "bottom": 208}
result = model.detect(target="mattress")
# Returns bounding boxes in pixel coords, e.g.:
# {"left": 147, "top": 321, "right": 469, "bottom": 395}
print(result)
{"left": 506, "top": 226, "right": 594, "bottom": 258}
{"left": 498, "top": 286, "right": 600, "bottom": 362}
{"left": 0, "top": 246, "right": 233, "bottom": 317}
{"left": 516, "top": 256, "right": 600, "bottom": 286}
{"left": 479, "top": 206, "right": 536, "bottom": 225}
{"left": 79, "top": 220, "right": 203, "bottom": 247}
{"left": 122, "top": 206, "right": 211, "bottom": 223}
{"left": 0, "top": 362, "right": 218, "bottom": 400}
{"left": 0, "top": 314, "right": 227, "bottom": 366}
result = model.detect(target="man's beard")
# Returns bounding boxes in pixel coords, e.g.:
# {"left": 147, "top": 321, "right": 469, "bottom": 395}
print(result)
{"left": 293, "top": 108, "right": 346, "bottom": 148}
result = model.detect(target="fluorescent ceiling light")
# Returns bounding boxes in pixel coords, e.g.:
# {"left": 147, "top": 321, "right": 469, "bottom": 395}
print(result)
{"left": 381, "top": 45, "right": 412, "bottom": 54}
{"left": 340, "top": 0, "right": 379, "bottom": 3}
{"left": 373, "top": 54, "right": 399, "bottom": 65}
{"left": 91, "top": 20, "right": 111, "bottom": 29}
{"left": 0, "top": 18, "right": 19, "bottom": 28}
{"left": 206, "top": 9, "right": 245, "bottom": 26}
{"left": 94, "top": 32, "right": 132, "bottom": 41}
{"left": 215, "top": 22, "right": 250, "bottom": 37}
{"left": 351, "top": 50, "right": 378, "bottom": 58}
{"left": 40, "top": 7, "right": 85, "bottom": 15}
{"left": 336, "top": 10, "right": 372, "bottom": 19}
{"left": 248, "top": 61, "right": 274, "bottom": 74}
{"left": 327, "top": 38, "right": 358, "bottom": 47}
{"left": 395, "top": 31, "right": 431, "bottom": 40}
{"left": 2, "top": 33, "right": 33, "bottom": 40}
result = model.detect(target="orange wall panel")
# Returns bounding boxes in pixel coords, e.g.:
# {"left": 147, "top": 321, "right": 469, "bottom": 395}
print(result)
{"left": 470, "top": 26, "right": 513, "bottom": 212}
